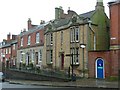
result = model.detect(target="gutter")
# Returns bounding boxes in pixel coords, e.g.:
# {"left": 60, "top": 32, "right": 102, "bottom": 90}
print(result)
{"left": 88, "top": 20, "right": 96, "bottom": 51}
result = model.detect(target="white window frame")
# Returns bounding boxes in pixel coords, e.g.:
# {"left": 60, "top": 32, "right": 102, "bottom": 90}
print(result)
{"left": 21, "top": 37, "right": 23, "bottom": 46}
{"left": 50, "top": 50, "right": 53, "bottom": 63}
{"left": 27, "top": 35, "right": 31, "bottom": 45}
{"left": 70, "top": 48, "right": 79, "bottom": 65}
{"left": 31, "top": 50, "right": 34, "bottom": 63}
{"left": 75, "top": 27, "right": 79, "bottom": 42}
{"left": 36, "top": 32, "right": 40, "bottom": 44}
{"left": 76, "top": 48, "right": 79, "bottom": 64}
{"left": 70, "top": 27, "right": 80, "bottom": 42}
{"left": 6, "top": 48, "right": 8, "bottom": 54}
{"left": 50, "top": 33, "right": 53, "bottom": 45}
{"left": 39, "top": 50, "right": 42, "bottom": 62}
{"left": 20, "top": 51, "right": 24, "bottom": 63}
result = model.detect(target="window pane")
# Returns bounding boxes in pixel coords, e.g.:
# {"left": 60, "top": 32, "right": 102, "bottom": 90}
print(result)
{"left": 70, "top": 28, "right": 73, "bottom": 42}
{"left": 39, "top": 50, "right": 42, "bottom": 61}
{"left": 76, "top": 48, "right": 79, "bottom": 63}
{"left": 50, "top": 33, "right": 53, "bottom": 45}
{"left": 36, "top": 52, "right": 38, "bottom": 64}
{"left": 76, "top": 28, "right": 79, "bottom": 41}
{"left": 21, "top": 38, "right": 23, "bottom": 46}
{"left": 73, "top": 28, "right": 76, "bottom": 42}
{"left": 50, "top": 50, "right": 53, "bottom": 62}
{"left": 28, "top": 36, "right": 31, "bottom": 45}
{"left": 36, "top": 33, "right": 40, "bottom": 43}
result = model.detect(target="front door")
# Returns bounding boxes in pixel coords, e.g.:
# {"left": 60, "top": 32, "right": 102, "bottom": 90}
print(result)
{"left": 61, "top": 54, "right": 64, "bottom": 70}
{"left": 96, "top": 58, "right": 104, "bottom": 79}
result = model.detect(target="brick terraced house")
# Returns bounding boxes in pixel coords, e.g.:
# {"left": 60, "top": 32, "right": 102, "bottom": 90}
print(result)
{"left": 17, "top": 18, "right": 46, "bottom": 69}
{"left": 0, "top": 33, "right": 18, "bottom": 68}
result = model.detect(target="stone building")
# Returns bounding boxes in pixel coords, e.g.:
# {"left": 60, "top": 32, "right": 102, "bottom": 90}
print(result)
{"left": 43, "top": 0, "right": 109, "bottom": 77}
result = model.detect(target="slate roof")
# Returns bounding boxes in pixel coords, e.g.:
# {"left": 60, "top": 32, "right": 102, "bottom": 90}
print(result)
{"left": 2, "top": 40, "right": 18, "bottom": 48}
{"left": 53, "top": 18, "right": 70, "bottom": 28}
{"left": 45, "top": 10, "right": 96, "bottom": 33}
{"left": 52, "top": 10, "right": 96, "bottom": 29}
{"left": 19, "top": 23, "right": 47, "bottom": 37}
{"left": 80, "top": 10, "right": 95, "bottom": 19}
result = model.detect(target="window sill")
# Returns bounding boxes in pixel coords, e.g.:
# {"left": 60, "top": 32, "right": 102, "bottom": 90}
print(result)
{"left": 36, "top": 42, "right": 40, "bottom": 44}
{"left": 47, "top": 62, "right": 53, "bottom": 65}
{"left": 70, "top": 41, "right": 79, "bottom": 43}
{"left": 27, "top": 44, "right": 30, "bottom": 46}
{"left": 71, "top": 63, "right": 80, "bottom": 66}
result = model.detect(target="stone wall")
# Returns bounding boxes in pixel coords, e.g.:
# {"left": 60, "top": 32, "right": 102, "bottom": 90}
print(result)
{"left": 4, "top": 69, "right": 70, "bottom": 82}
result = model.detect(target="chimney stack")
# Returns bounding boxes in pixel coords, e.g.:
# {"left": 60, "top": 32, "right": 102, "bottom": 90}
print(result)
{"left": 7, "top": 33, "right": 11, "bottom": 41}
{"left": 40, "top": 20, "right": 45, "bottom": 24}
{"left": 55, "top": 6, "right": 64, "bottom": 19}
{"left": 12, "top": 35, "right": 17, "bottom": 40}
{"left": 28, "top": 18, "right": 32, "bottom": 30}
{"left": 95, "top": 0, "right": 104, "bottom": 11}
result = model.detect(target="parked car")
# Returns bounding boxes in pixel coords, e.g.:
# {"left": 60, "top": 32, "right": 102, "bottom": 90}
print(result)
{"left": 0, "top": 72, "right": 5, "bottom": 82}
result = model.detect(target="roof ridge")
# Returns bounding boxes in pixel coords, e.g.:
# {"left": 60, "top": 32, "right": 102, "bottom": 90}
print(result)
{"left": 80, "top": 10, "right": 95, "bottom": 15}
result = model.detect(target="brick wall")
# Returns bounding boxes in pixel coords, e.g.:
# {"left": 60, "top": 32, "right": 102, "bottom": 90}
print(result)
{"left": 88, "top": 51, "right": 111, "bottom": 78}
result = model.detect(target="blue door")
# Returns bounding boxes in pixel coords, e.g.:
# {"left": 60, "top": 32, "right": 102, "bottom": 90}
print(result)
{"left": 96, "top": 58, "right": 104, "bottom": 79}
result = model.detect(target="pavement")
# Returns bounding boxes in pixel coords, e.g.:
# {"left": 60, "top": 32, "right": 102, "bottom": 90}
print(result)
{"left": 5, "top": 78, "right": 119, "bottom": 89}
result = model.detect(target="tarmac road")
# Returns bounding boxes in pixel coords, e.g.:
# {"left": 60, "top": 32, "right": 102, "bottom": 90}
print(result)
{"left": 0, "top": 82, "right": 118, "bottom": 90}
{"left": 0, "top": 82, "right": 60, "bottom": 88}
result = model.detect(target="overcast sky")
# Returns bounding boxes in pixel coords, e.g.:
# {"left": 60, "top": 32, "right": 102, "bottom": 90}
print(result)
{"left": 0, "top": 0, "right": 110, "bottom": 42}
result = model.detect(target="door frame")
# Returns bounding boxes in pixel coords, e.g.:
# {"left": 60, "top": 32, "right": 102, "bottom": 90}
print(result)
{"left": 61, "top": 53, "right": 64, "bottom": 70}
{"left": 95, "top": 58, "right": 105, "bottom": 79}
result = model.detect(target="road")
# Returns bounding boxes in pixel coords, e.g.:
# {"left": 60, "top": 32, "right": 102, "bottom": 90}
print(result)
{"left": 0, "top": 82, "right": 118, "bottom": 90}
{"left": 0, "top": 82, "right": 60, "bottom": 88}
{"left": 0, "top": 82, "right": 51, "bottom": 88}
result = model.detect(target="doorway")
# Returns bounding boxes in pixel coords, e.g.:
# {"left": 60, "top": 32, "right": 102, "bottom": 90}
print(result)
{"left": 96, "top": 58, "right": 105, "bottom": 79}
{"left": 61, "top": 53, "right": 64, "bottom": 70}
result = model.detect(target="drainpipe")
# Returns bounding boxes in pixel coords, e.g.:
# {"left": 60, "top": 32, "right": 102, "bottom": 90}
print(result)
{"left": 88, "top": 20, "right": 96, "bottom": 51}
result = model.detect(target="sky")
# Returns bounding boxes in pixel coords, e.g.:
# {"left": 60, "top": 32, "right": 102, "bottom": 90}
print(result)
{"left": 0, "top": 0, "right": 111, "bottom": 42}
